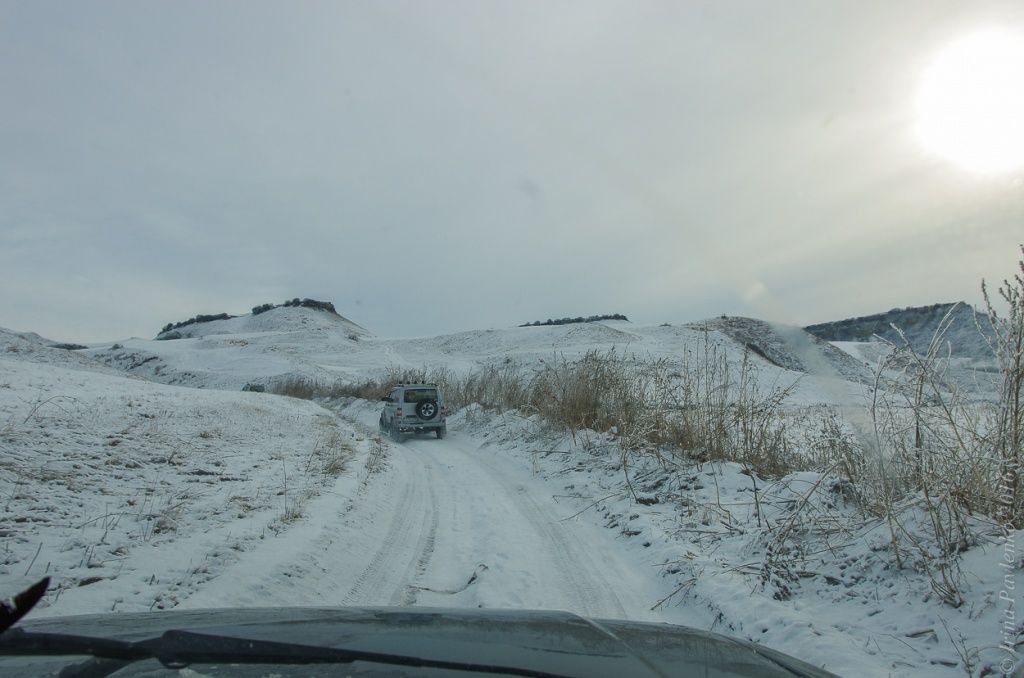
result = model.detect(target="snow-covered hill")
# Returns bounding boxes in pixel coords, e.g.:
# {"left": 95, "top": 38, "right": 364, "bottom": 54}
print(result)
{"left": 80, "top": 311, "right": 881, "bottom": 407}
{"left": 82, "top": 306, "right": 371, "bottom": 390}
{"left": 155, "top": 303, "right": 370, "bottom": 340}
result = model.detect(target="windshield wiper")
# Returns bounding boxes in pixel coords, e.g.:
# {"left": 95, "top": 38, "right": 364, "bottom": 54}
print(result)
{"left": 0, "top": 578, "right": 49, "bottom": 635}
{"left": 0, "top": 627, "right": 569, "bottom": 678}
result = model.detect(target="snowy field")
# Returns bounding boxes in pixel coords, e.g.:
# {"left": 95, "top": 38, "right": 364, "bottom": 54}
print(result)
{"left": 0, "top": 310, "right": 1019, "bottom": 677}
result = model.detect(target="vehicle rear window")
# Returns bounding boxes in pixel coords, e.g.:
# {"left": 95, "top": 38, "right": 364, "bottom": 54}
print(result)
{"left": 403, "top": 389, "right": 437, "bottom": 403}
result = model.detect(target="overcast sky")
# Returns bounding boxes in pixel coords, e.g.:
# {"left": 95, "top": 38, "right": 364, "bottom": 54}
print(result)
{"left": 2, "top": 1, "right": 1023, "bottom": 342}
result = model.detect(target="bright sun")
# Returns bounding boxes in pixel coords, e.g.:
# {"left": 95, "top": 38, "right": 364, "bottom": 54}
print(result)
{"left": 916, "top": 30, "right": 1024, "bottom": 174}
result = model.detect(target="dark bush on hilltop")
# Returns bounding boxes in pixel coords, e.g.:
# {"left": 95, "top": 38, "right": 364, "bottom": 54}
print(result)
{"left": 253, "top": 298, "right": 339, "bottom": 314}
{"left": 279, "top": 298, "right": 338, "bottom": 313}
{"left": 160, "top": 299, "right": 340, "bottom": 336}
{"left": 520, "top": 313, "right": 628, "bottom": 327}
{"left": 198, "top": 313, "right": 231, "bottom": 323}
{"left": 300, "top": 299, "right": 337, "bottom": 313}
{"left": 159, "top": 313, "right": 234, "bottom": 335}
{"left": 50, "top": 343, "right": 87, "bottom": 350}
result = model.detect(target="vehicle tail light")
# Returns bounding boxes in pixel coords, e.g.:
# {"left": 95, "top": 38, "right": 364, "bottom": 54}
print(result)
{"left": 395, "top": 409, "right": 403, "bottom": 417}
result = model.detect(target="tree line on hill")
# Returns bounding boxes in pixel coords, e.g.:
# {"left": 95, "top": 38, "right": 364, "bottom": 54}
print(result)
{"left": 520, "top": 314, "right": 628, "bottom": 327}
{"left": 252, "top": 298, "right": 337, "bottom": 315}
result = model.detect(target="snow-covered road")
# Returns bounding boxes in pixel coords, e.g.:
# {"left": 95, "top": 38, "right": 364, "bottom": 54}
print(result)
{"left": 183, "top": 427, "right": 664, "bottom": 621}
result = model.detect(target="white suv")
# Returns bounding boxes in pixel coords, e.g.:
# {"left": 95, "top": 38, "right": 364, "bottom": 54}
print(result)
{"left": 379, "top": 384, "right": 448, "bottom": 441}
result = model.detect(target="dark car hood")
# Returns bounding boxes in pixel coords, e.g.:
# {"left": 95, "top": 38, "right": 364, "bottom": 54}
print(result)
{"left": 8, "top": 606, "right": 838, "bottom": 677}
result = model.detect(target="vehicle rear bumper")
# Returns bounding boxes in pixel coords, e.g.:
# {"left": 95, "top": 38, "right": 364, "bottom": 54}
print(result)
{"left": 395, "top": 420, "right": 446, "bottom": 433}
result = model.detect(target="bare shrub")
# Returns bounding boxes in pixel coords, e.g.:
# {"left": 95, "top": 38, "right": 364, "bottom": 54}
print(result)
{"left": 267, "top": 375, "right": 386, "bottom": 401}
{"left": 853, "top": 292, "right": 1021, "bottom": 606}
{"left": 527, "top": 350, "right": 648, "bottom": 441}
{"left": 267, "top": 376, "right": 317, "bottom": 400}
{"left": 982, "top": 244, "right": 1024, "bottom": 528}
{"left": 303, "top": 429, "right": 352, "bottom": 478}
{"left": 147, "top": 492, "right": 190, "bottom": 537}
{"left": 363, "top": 436, "right": 388, "bottom": 480}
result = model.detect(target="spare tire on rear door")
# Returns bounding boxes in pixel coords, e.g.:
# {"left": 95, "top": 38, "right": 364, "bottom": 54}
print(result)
{"left": 416, "top": 400, "right": 437, "bottom": 419}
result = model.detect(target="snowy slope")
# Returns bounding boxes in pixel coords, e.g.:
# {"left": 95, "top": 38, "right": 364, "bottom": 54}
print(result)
{"left": 701, "top": 316, "right": 870, "bottom": 381}
{"left": 1, "top": 326, "right": 124, "bottom": 376}
{"left": 0, "top": 352, "right": 371, "bottom": 617}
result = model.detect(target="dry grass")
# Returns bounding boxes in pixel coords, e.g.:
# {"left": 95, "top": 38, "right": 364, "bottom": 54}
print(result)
{"left": 272, "top": 345, "right": 816, "bottom": 480}
{"left": 267, "top": 375, "right": 383, "bottom": 401}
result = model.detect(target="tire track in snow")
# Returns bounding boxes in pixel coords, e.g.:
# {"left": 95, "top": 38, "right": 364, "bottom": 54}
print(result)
{"left": 339, "top": 447, "right": 438, "bottom": 606}
{"left": 398, "top": 469, "right": 440, "bottom": 605}
{"left": 403, "top": 433, "right": 634, "bottom": 618}
{"left": 469, "top": 452, "right": 629, "bottom": 618}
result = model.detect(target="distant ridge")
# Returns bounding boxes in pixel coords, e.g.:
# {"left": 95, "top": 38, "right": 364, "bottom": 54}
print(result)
{"left": 804, "top": 302, "right": 993, "bottom": 362}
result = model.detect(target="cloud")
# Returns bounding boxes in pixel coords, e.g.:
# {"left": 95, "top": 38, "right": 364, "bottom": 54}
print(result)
{"left": 1, "top": 1, "right": 1022, "bottom": 340}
